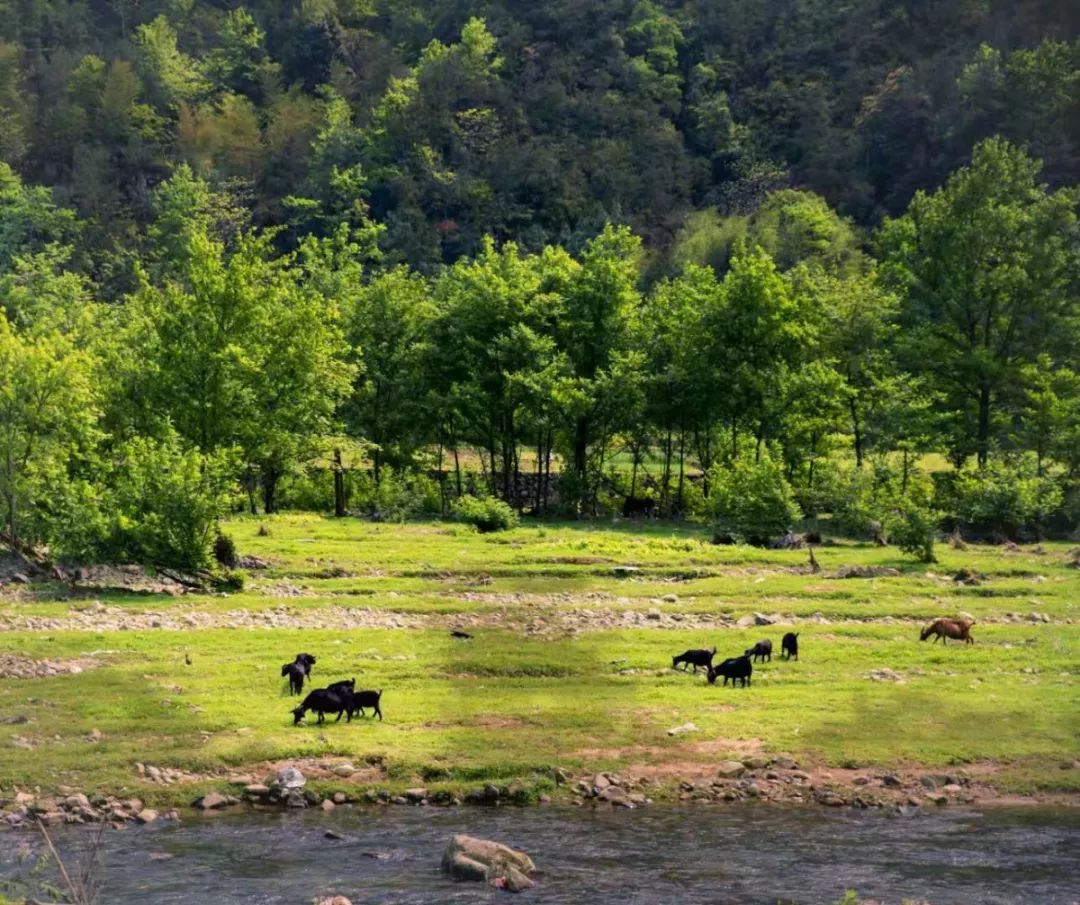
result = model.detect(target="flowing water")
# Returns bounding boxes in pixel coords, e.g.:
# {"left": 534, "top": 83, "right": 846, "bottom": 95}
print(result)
{"left": 1, "top": 805, "right": 1076, "bottom": 904}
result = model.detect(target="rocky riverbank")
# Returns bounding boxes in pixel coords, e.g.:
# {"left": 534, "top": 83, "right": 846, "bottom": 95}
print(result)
{"left": 3, "top": 756, "right": 1074, "bottom": 832}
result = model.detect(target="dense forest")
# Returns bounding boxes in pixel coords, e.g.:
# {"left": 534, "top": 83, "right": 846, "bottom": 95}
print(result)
{"left": 0, "top": 0, "right": 1078, "bottom": 570}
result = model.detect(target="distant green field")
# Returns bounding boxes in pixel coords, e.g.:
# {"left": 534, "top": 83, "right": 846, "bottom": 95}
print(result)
{"left": 1, "top": 516, "right": 1076, "bottom": 804}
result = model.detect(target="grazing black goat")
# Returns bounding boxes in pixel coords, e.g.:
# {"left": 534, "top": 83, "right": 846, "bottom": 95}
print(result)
{"left": 292, "top": 687, "right": 346, "bottom": 725}
{"left": 450, "top": 630, "right": 473, "bottom": 639}
{"left": 745, "top": 639, "right": 772, "bottom": 663}
{"left": 707, "top": 655, "right": 753, "bottom": 688}
{"left": 281, "top": 652, "right": 317, "bottom": 695}
{"left": 781, "top": 632, "right": 799, "bottom": 661}
{"left": 343, "top": 689, "right": 384, "bottom": 722}
{"left": 672, "top": 647, "right": 716, "bottom": 673}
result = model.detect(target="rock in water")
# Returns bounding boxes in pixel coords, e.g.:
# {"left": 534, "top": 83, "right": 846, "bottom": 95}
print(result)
{"left": 441, "top": 834, "right": 536, "bottom": 892}
{"left": 192, "top": 792, "right": 230, "bottom": 810}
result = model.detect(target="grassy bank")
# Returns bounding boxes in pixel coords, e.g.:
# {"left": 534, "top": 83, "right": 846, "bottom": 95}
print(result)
{"left": 1, "top": 516, "right": 1077, "bottom": 807}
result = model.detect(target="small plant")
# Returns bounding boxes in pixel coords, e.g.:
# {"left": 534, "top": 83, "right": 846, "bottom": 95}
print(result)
{"left": 216, "top": 568, "right": 247, "bottom": 591}
{"left": 213, "top": 532, "right": 237, "bottom": 567}
{"left": 453, "top": 495, "right": 519, "bottom": 533}
{"left": 256, "top": 523, "right": 272, "bottom": 537}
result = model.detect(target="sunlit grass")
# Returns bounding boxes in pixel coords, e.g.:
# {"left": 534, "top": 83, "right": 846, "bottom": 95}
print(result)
{"left": 0, "top": 515, "right": 1076, "bottom": 802}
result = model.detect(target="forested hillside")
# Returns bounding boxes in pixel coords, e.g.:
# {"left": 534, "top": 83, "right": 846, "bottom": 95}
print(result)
{"left": 0, "top": 1, "right": 1078, "bottom": 571}
{"left": 3, "top": 0, "right": 1079, "bottom": 273}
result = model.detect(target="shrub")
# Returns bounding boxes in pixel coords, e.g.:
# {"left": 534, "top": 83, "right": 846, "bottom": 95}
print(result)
{"left": 888, "top": 498, "right": 939, "bottom": 562}
{"left": 217, "top": 568, "right": 247, "bottom": 591}
{"left": 949, "top": 458, "right": 1063, "bottom": 539}
{"left": 213, "top": 533, "right": 237, "bottom": 568}
{"left": 92, "top": 432, "right": 237, "bottom": 570}
{"left": 358, "top": 469, "right": 442, "bottom": 520}
{"left": 453, "top": 494, "right": 519, "bottom": 533}
{"left": 707, "top": 452, "right": 802, "bottom": 545}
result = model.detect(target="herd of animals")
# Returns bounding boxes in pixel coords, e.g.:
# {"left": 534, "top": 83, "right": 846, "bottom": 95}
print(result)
{"left": 282, "top": 654, "right": 383, "bottom": 724}
{"left": 283, "top": 617, "right": 974, "bottom": 726}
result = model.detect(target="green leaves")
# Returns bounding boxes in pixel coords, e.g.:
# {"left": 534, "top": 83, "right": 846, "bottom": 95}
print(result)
{"left": 0, "top": 314, "right": 100, "bottom": 549}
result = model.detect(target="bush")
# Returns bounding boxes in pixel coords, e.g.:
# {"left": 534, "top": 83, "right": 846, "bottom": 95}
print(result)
{"left": 356, "top": 469, "right": 442, "bottom": 521}
{"left": 79, "top": 432, "right": 237, "bottom": 570}
{"left": 888, "top": 498, "right": 939, "bottom": 562}
{"left": 213, "top": 532, "right": 237, "bottom": 567}
{"left": 707, "top": 452, "right": 802, "bottom": 545}
{"left": 453, "top": 494, "right": 519, "bottom": 533}
{"left": 949, "top": 458, "right": 1063, "bottom": 539}
{"left": 217, "top": 568, "right": 247, "bottom": 591}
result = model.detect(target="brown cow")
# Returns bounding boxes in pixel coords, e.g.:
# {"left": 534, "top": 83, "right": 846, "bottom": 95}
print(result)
{"left": 920, "top": 618, "right": 974, "bottom": 645}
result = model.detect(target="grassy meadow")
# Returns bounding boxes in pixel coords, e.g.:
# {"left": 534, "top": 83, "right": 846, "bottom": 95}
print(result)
{"left": 0, "top": 515, "right": 1077, "bottom": 805}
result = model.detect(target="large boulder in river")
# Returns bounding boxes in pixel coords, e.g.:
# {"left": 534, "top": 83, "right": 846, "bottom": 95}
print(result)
{"left": 441, "top": 834, "right": 536, "bottom": 892}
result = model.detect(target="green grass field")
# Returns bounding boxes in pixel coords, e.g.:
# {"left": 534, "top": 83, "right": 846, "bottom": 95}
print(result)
{"left": 1, "top": 515, "right": 1077, "bottom": 805}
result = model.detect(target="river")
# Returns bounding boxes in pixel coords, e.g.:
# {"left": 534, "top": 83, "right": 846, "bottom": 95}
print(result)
{"left": 1, "top": 804, "right": 1076, "bottom": 904}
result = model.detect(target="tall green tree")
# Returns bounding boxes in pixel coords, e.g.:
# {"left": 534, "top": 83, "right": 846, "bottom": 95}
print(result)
{"left": 880, "top": 138, "right": 1079, "bottom": 467}
{"left": 0, "top": 316, "right": 99, "bottom": 550}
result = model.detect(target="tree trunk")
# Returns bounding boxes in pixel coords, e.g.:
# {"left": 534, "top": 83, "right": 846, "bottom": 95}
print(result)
{"left": 373, "top": 448, "right": 382, "bottom": 486}
{"left": 573, "top": 418, "right": 588, "bottom": 480}
{"left": 660, "top": 430, "right": 673, "bottom": 517}
{"left": 676, "top": 429, "right": 686, "bottom": 516}
{"left": 453, "top": 442, "right": 462, "bottom": 499}
{"left": 850, "top": 396, "right": 863, "bottom": 468}
{"left": 977, "top": 382, "right": 991, "bottom": 469}
{"left": 542, "top": 429, "right": 553, "bottom": 513}
{"left": 333, "top": 449, "right": 346, "bottom": 517}
{"left": 262, "top": 470, "right": 279, "bottom": 515}
{"left": 535, "top": 432, "right": 544, "bottom": 513}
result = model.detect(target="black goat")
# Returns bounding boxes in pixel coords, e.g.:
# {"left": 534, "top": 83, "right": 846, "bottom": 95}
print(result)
{"left": 672, "top": 647, "right": 716, "bottom": 673}
{"left": 781, "top": 632, "right": 799, "bottom": 661}
{"left": 281, "top": 653, "right": 317, "bottom": 696}
{"left": 327, "top": 678, "right": 355, "bottom": 695}
{"left": 622, "top": 496, "right": 656, "bottom": 518}
{"left": 707, "top": 655, "right": 753, "bottom": 687}
{"left": 450, "top": 630, "right": 473, "bottom": 639}
{"left": 745, "top": 639, "right": 772, "bottom": 663}
{"left": 343, "top": 689, "right": 384, "bottom": 722}
{"left": 292, "top": 687, "right": 346, "bottom": 725}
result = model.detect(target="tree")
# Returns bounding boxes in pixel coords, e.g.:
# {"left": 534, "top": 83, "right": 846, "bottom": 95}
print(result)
{"left": 880, "top": 138, "right": 1080, "bottom": 467}
{"left": 0, "top": 164, "right": 79, "bottom": 271}
{"left": 556, "top": 225, "right": 640, "bottom": 512}
{"left": 343, "top": 266, "right": 433, "bottom": 483}
{"left": 134, "top": 16, "right": 208, "bottom": 110}
{"left": 0, "top": 316, "right": 99, "bottom": 550}
{"left": 121, "top": 172, "right": 355, "bottom": 512}
{"left": 711, "top": 244, "right": 813, "bottom": 458}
